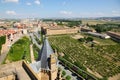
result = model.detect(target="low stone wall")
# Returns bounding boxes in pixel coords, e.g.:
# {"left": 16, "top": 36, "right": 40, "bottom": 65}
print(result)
{"left": 22, "top": 61, "right": 40, "bottom": 80}
{"left": 107, "top": 31, "right": 120, "bottom": 42}
{"left": 0, "top": 74, "right": 15, "bottom": 80}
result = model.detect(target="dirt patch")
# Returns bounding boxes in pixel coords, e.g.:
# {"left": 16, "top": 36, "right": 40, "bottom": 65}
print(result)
{"left": 93, "top": 41, "right": 100, "bottom": 44}
{"left": 87, "top": 68, "right": 103, "bottom": 78}
{"left": 109, "top": 73, "right": 120, "bottom": 80}
{"left": 71, "top": 34, "right": 84, "bottom": 39}
{"left": 103, "top": 55, "right": 112, "bottom": 61}
{"left": 115, "top": 62, "right": 120, "bottom": 66}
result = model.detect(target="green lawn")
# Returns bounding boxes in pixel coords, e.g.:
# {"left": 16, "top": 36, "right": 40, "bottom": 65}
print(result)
{"left": 5, "top": 36, "right": 31, "bottom": 63}
{"left": 49, "top": 35, "right": 120, "bottom": 78}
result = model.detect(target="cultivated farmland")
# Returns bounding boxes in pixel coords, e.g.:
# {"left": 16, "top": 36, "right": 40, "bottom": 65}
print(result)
{"left": 49, "top": 35, "right": 120, "bottom": 78}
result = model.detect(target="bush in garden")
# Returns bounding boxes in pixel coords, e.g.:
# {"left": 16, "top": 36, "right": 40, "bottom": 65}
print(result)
{"left": 62, "top": 70, "right": 66, "bottom": 77}
{"left": 74, "top": 61, "right": 86, "bottom": 71}
{"left": 86, "top": 37, "right": 94, "bottom": 42}
{"left": 65, "top": 75, "right": 71, "bottom": 80}
{"left": 78, "top": 38, "right": 85, "bottom": 42}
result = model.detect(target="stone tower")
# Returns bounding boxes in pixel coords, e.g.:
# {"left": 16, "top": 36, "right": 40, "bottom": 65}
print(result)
{"left": 30, "top": 38, "right": 58, "bottom": 80}
{"left": 50, "top": 54, "right": 58, "bottom": 80}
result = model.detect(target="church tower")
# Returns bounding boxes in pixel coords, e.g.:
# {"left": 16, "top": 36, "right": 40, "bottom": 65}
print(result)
{"left": 30, "top": 38, "right": 58, "bottom": 80}
{"left": 50, "top": 54, "right": 58, "bottom": 80}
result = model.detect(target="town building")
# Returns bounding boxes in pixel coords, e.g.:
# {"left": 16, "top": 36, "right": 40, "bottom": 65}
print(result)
{"left": 42, "top": 26, "right": 79, "bottom": 35}
{"left": 0, "top": 60, "right": 39, "bottom": 80}
{"left": 80, "top": 27, "right": 96, "bottom": 32}
{"left": 87, "top": 32, "right": 110, "bottom": 39}
{"left": 107, "top": 31, "right": 120, "bottom": 42}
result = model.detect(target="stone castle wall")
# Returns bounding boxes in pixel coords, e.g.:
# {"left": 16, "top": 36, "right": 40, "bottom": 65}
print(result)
{"left": 46, "top": 28, "right": 79, "bottom": 35}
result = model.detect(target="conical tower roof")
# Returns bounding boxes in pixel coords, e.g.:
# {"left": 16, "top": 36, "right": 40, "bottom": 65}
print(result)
{"left": 38, "top": 38, "right": 54, "bottom": 69}
{"left": 30, "top": 38, "right": 54, "bottom": 72}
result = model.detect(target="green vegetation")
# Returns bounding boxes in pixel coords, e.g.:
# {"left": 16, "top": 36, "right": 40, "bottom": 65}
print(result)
{"left": 0, "top": 36, "right": 6, "bottom": 54}
{"left": 43, "top": 19, "right": 82, "bottom": 27}
{"left": 62, "top": 70, "right": 66, "bottom": 77}
{"left": 5, "top": 36, "right": 31, "bottom": 63}
{"left": 89, "top": 24, "right": 120, "bottom": 33}
{"left": 39, "top": 31, "right": 44, "bottom": 43}
{"left": 49, "top": 35, "right": 120, "bottom": 78}
{"left": 33, "top": 44, "right": 39, "bottom": 60}
{"left": 66, "top": 75, "right": 71, "bottom": 80}
{"left": 82, "top": 20, "right": 120, "bottom": 25}
{"left": 67, "top": 20, "right": 82, "bottom": 27}
{"left": 79, "top": 37, "right": 94, "bottom": 43}
{"left": 98, "top": 77, "right": 108, "bottom": 80}
{"left": 34, "top": 34, "right": 41, "bottom": 45}
{"left": 59, "top": 57, "right": 96, "bottom": 80}
{"left": 57, "top": 20, "right": 82, "bottom": 27}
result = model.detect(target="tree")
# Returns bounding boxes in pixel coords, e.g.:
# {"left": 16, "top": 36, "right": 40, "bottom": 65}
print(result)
{"left": 62, "top": 70, "right": 66, "bottom": 77}
{"left": 78, "top": 38, "right": 85, "bottom": 42}
{"left": 99, "top": 77, "right": 108, "bottom": 80}
{"left": 66, "top": 75, "right": 71, "bottom": 80}
{"left": 86, "top": 37, "right": 94, "bottom": 42}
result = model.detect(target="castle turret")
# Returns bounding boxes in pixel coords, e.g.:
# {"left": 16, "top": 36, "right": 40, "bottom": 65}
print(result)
{"left": 30, "top": 38, "right": 58, "bottom": 80}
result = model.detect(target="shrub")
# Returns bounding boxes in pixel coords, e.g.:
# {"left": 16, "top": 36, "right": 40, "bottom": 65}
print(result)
{"left": 62, "top": 70, "right": 66, "bottom": 77}
{"left": 78, "top": 38, "right": 85, "bottom": 42}
{"left": 86, "top": 37, "right": 94, "bottom": 42}
{"left": 66, "top": 75, "right": 71, "bottom": 80}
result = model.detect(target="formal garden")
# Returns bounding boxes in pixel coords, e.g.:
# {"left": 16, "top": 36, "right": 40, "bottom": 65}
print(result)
{"left": 4, "top": 36, "right": 31, "bottom": 63}
{"left": 49, "top": 35, "right": 120, "bottom": 79}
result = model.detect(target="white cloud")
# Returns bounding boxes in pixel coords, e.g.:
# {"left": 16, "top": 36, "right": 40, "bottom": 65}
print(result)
{"left": 112, "top": 10, "right": 120, "bottom": 16}
{"left": 34, "top": 0, "right": 40, "bottom": 5}
{"left": 3, "top": 0, "right": 19, "bottom": 3}
{"left": 26, "top": 2, "right": 31, "bottom": 5}
{"left": 112, "top": 10, "right": 120, "bottom": 13}
{"left": 60, "top": 11, "right": 72, "bottom": 15}
{"left": 76, "top": 12, "right": 107, "bottom": 17}
{"left": 6, "top": 10, "right": 16, "bottom": 15}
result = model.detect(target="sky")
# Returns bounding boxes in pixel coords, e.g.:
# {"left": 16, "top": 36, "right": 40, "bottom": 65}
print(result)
{"left": 0, "top": 0, "right": 120, "bottom": 18}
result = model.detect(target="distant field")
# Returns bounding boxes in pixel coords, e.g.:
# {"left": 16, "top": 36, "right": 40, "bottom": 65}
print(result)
{"left": 5, "top": 36, "right": 31, "bottom": 63}
{"left": 49, "top": 35, "right": 120, "bottom": 78}
{"left": 82, "top": 20, "right": 120, "bottom": 25}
